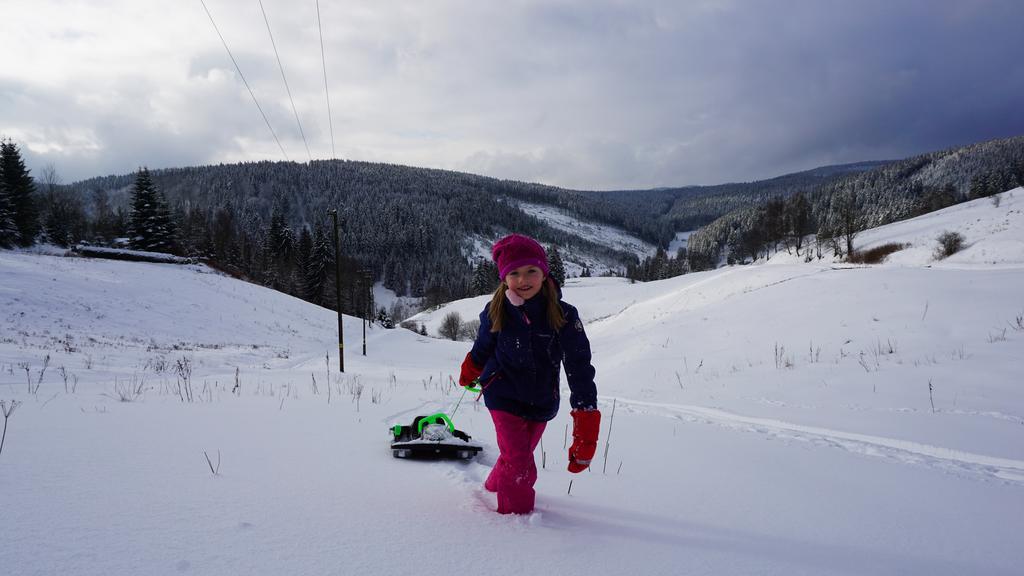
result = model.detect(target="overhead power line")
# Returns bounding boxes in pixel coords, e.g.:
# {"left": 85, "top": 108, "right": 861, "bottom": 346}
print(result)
{"left": 259, "top": 0, "right": 313, "bottom": 163}
{"left": 199, "top": 0, "right": 289, "bottom": 161}
{"left": 317, "top": 0, "right": 336, "bottom": 159}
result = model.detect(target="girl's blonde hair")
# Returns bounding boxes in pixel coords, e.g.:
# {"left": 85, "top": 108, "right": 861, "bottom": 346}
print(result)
{"left": 488, "top": 277, "right": 566, "bottom": 333}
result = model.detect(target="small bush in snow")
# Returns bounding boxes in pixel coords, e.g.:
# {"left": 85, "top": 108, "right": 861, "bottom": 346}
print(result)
{"left": 934, "top": 231, "right": 965, "bottom": 260}
{"left": 848, "top": 243, "right": 907, "bottom": 265}
{"left": 439, "top": 312, "right": 462, "bottom": 341}
{"left": 458, "top": 319, "right": 480, "bottom": 341}
{"left": 110, "top": 375, "right": 146, "bottom": 402}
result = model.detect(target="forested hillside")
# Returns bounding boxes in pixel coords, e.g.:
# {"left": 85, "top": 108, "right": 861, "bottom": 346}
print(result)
{"left": 684, "top": 136, "right": 1024, "bottom": 271}
{"left": 30, "top": 134, "right": 1022, "bottom": 316}
{"left": 59, "top": 158, "right": 884, "bottom": 302}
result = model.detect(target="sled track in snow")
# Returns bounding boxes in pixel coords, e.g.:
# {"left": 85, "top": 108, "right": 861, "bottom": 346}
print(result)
{"left": 607, "top": 397, "right": 1024, "bottom": 486}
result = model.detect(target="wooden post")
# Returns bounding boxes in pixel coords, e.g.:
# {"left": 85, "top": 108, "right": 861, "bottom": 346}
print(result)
{"left": 328, "top": 209, "right": 344, "bottom": 372}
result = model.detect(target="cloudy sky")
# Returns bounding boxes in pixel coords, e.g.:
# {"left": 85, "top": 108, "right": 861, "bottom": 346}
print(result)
{"left": 3, "top": 0, "right": 1023, "bottom": 190}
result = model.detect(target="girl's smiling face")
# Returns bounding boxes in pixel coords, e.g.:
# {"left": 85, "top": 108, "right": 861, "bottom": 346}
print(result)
{"left": 505, "top": 265, "right": 545, "bottom": 300}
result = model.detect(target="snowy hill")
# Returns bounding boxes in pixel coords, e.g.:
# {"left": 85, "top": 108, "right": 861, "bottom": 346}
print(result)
{"left": 517, "top": 201, "right": 659, "bottom": 274}
{"left": 2, "top": 190, "right": 1024, "bottom": 575}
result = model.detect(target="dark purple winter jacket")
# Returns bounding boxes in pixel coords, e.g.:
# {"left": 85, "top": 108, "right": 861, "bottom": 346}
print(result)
{"left": 469, "top": 293, "right": 598, "bottom": 421}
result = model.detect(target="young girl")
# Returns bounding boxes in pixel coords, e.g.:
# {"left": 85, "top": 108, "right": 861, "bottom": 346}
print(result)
{"left": 459, "top": 234, "right": 601, "bottom": 515}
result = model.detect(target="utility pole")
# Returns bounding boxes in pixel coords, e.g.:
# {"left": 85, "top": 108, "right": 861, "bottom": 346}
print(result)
{"left": 361, "top": 270, "right": 370, "bottom": 356}
{"left": 328, "top": 209, "right": 344, "bottom": 372}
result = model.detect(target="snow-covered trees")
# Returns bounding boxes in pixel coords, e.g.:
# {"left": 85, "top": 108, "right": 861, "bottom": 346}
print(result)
{"left": 0, "top": 177, "right": 17, "bottom": 248}
{"left": 687, "top": 135, "right": 1024, "bottom": 269}
{"left": 547, "top": 244, "right": 566, "bottom": 285}
{"left": 0, "top": 140, "right": 38, "bottom": 246}
{"left": 470, "top": 258, "right": 499, "bottom": 296}
{"left": 128, "top": 167, "right": 177, "bottom": 253}
{"left": 37, "top": 164, "right": 87, "bottom": 248}
{"left": 36, "top": 133, "right": 1024, "bottom": 301}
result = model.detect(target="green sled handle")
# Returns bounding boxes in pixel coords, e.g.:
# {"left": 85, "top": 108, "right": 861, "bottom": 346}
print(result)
{"left": 417, "top": 412, "right": 455, "bottom": 434}
{"left": 464, "top": 378, "right": 482, "bottom": 394}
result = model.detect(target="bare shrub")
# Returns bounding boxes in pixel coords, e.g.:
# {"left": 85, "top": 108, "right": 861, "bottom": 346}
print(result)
{"left": 987, "top": 328, "right": 1008, "bottom": 343}
{"left": 110, "top": 375, "right": 146, "bottom": 402}
{"left": 1, "top": 400, "right": 22, "bottom": 458}
{"left": 773, "top": 343, "right": 793, "bottom": 369}
{"left": 18, "top": 362, "right": 31, "bottom": 394}
{"left": 174, "top": 356, "right": 193, "bottom": 402}
{"left": 458, "top": 319, "right": 480, "bottom": 341}
{"left": 1010, "top": 312, "right": 1024, "bottom": 332}
{"left": 348, "top": 376, "right": 364, "bottom": 411}
{"left": 934, "top": 231, "right": 965, "bottom": 260}
{"left": 145, "top": 356, "right": 169, "bottom": 375}
{"left": 37, "top": 354, "right": 50, "bottom": 388}
{"left": 438, "top": 312, "right": 462, "bottom": 341}
{"left": 848, "top": 242, "right": 908, "bottom": 264}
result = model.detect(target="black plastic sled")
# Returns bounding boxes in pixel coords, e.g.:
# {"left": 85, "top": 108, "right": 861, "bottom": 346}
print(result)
{"left": 390, "top": 413, "right": 483, "bottom": 460}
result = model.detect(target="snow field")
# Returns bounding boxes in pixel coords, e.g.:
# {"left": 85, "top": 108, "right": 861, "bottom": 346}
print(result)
{"left": 2, "top": 190, "right": 1024, "bottom": 574}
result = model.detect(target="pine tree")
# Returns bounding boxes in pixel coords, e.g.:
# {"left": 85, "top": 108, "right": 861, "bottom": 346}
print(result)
{"left": 0, "top": 140, "right": 39, "bottom": 246}
{"left": 263, "top": 200, "right": 294, "bottom": 290}
{"left": 304, "top": 224, "right": 331, "bottom": 306}
{"left": 295, "top": 225, "right": 314, "bottom": 298}
{"left": 376, "top": 306, "right": 395, "bottom": 329}
{"left": 547, "top": 244, "right": 566, "bottom": 285}
{"left": 0, "top": 178, "right": 18, "bottom": 247}
{"left": 128, "top": 168, "right": 177, "bottom": 252}
{"left": 470, "top": 258, "right": 499, "bottom": 295}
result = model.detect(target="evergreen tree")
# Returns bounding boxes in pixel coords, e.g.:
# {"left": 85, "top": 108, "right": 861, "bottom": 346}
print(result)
{"left": 263, "top": 200, "right": 294, "bottom": 290}
{"left": 0, "top": 178, "right": 17, "bottom": 247}
{"left": 547, "top": 244, "right": 566, "bottom": 285}
{"left": 376, "top": 306, "right": 395, "bottom": 329}
{"left": 469, "top": 258, "right": 499, "bottom": 295}
{"left": 0, "top": 140, "right": 39, "bottom": 246}
{"left": 295, "top": 225, "right": 314, "bottom": 298}
{"left": 42, "top": 191, "right": 85, "bottom": 248}
{"left": 304, "top": 224, "right": 331, "bottom": 306}
{"left": 128, "top": 168, "right": 176, "bottom": 252}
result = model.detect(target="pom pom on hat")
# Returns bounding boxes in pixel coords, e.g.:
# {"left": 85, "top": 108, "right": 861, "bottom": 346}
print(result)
{"left": 492, "top": 234, "right": 550, "bottom": 280}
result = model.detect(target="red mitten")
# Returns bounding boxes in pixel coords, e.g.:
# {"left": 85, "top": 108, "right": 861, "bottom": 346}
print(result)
{"left": 459, "top": 352, "right": 483, "bottom": 388}
{"left": 567, "top": 409, "right": 601, "bottom": 473}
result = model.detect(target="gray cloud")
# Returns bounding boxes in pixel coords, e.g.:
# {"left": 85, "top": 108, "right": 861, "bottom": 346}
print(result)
{"left": 4, "top": 0, "right": 1023, "bottom": 189}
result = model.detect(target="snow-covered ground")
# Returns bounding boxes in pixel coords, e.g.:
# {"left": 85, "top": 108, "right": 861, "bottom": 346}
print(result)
{"left": 2, "top": 190, "right": 1023, "bottom": 575}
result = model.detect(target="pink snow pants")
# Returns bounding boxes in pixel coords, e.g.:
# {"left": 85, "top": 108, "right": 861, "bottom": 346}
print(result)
{"left": 485, "top": 410, "right": 547, "bottom": 514}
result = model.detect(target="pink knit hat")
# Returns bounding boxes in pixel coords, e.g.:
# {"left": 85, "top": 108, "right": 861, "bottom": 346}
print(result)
{"left": 492, "top": 234, "right": 550, "bottom": 280}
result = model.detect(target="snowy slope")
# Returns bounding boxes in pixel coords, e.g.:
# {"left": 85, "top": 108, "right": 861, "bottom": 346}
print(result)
{"left": 518, "top": 201, "right": 658, "bottom": 263}
{"left": 2, "top": 190, "right": 1024, "bottom": 575}
{"left": 465, "top": 200, "right": 660, "bottom": 277}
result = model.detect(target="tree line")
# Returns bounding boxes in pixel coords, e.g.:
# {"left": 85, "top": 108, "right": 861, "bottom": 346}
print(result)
{"left": 7, "top": 132, "right": 1024, "bottom": 307}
